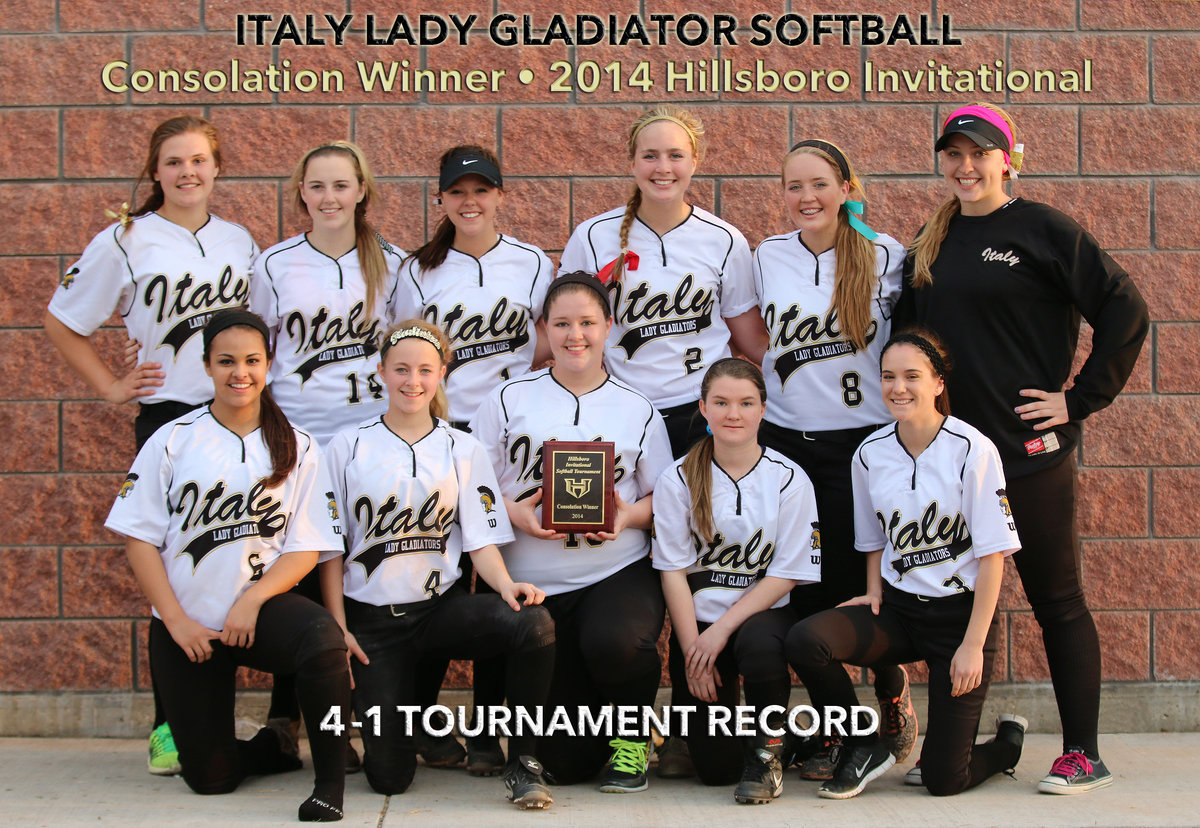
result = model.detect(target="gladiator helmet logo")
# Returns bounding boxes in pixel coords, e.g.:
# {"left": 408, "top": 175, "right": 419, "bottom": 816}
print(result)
{"left": 996, "top": 488, "right": 1011, "bottom": 517}
{"left": 326, "top": 491, "right": 339, "bottom": 521}
{"left": 60, "top": 267, "right": 79, "bottom": 290}
{"left": 119, "top": 473, "right": 139, "bottom": 499}
{"left": 478, "top": 485, "right": 496, "bottom": 514}
{"left": 565, "top": 478, "right": 591, "bottom": 499}
{"left": 810, "top": 521, "right": 821, "bottom": 550}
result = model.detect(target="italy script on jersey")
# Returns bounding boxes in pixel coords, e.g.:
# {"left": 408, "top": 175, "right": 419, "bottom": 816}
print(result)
{"left": 753, "top": 230, "right": 904, "bottom": 431}
{"left": 105, "top": 408, "right": 341, "bottom": 630}
{"left": 471, "top": 369, "right": 673, "bottom": 595}
{"left": 251, "top": 234, "right": 404, "bottom": 445}
{"left": 49, "top": 213, "right": 258, "bottom": 405}
{"left": 395, "top": 236, "right": 552, "bottom": 422}
{"left": 852, "top": 417, "right": 1020, "bottom": 598}
{"left": 652, "top": 448, "right": 821, "bottom": 623}
{"left": 560, "top": 206, "right": 756, "bottom": 408}
{"left": 326, "top": 419, "right": 513, "bottom": 607}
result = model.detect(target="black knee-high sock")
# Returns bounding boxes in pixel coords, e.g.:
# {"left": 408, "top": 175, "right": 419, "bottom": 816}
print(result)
{"left": 504, "top": 642, "right": 555, "bottom": 759}
{"left": 296, "top": 648, "right": 350, "bottom": 821}
{"left": 1043, "top": 612, "right": 1101, "bottom": 757}
{"left": 871, "top": 664, "right": 906, "bottom": 700}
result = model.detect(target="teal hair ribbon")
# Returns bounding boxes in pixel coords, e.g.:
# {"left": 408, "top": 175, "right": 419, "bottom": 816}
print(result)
{"left": 843, "top": 200, "right": 878, "bottom": 241}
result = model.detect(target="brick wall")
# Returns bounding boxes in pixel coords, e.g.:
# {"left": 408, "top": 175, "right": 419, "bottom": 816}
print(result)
{"left": 3, "top": 1, "right": 1199, "bottom": 714}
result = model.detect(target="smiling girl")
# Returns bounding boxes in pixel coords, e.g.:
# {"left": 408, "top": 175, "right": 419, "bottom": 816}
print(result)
{"left": 319, "top": 319, "right": 556, "bottom": 809}
{"left": 105, "top": 309, "right": 350, "bottom": 822}
{"left": 897, "top": 103, "right": 1149, "bottom": 794}
{"left": 471, "top": 273, "right": 674, "bottom": 792}
{"left": 250, "top": 141, "right": 404, "bottom": 447}
{"left": 45, "top": 115, "right": 259, "bottom": 775}
{"left": 652, "top": 358, "right": 821, "bottom": 804}
{"left": 787, "top": 330, "right": 1025, "bottom": 802}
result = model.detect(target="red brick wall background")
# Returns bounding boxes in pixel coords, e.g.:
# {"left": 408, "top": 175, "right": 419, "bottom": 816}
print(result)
{"left": 3, "top": 1, "right": 1199, "bottom": 703}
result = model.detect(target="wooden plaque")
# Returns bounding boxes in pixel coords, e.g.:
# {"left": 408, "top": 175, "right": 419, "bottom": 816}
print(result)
{"left": 541, "top": 440, "right": 615, "bottom": 534}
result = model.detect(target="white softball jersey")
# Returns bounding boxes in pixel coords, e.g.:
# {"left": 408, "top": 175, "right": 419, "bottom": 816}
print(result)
{"left": 652, "top": 448, "right": 822, "bottom": 624}
{"left": 250, "top": 234, "right": 404, "bottom": 446}
{"left": 48, "top": 213, "right": 258, "bottom": 405}
{"left": 753, "top": 230, "right": 904, "bottom": 431}
{"left": 395, "top": 236, "right": 553, "bottom": 423}
{"left": 470, "top": 369, "right": 673, "bottom": 595}
{"left": 104, "top": 407, "right": 342, "bottom": 631}
{"left": 852, "top": 416, "right": 1021, "bottom": 598}
{"left": 325, "top": 418, "right": 514, "bottom": 607}
{"left": 560, "top": 206, "right": 757, "bottom": 409}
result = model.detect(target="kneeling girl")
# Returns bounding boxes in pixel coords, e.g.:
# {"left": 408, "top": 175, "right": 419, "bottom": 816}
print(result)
{"left": 652, "top": 358, "right": 821, "bottom": 804}
{"left": 319, "top": 320, "right": 556, "bottom": 808}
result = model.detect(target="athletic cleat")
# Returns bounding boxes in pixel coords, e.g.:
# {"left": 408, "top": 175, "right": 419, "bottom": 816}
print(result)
{"left": 599, "top": 738, "right": 650, "bottom": 793}
{"left": 655, "top": 735, "right": 696, "bottom": 778}
{"left": 148, "top": 722, "right": 181, "bottom": 776}
{"left": 1037, "top": 749, "right": 1112, "bottom": 795}
{"left": 818, "top": 741, "right": 895, "bottom": 800}
{"left": 797, "top": 735, "right": 842, "bottom": 781}
{"left": 416, "top": 731, "right": 467, "bottom": 768}
{"left": 878, "top": 665, "right": 918, "bottom": 764}
{"left": 504, "top": 755, "right": 553, "bottom": 809}
{"left": 993, "top": 712, "right": 1028, "bottom": 773}
{"left": 904, "top": 761, "right": 922, "bottom": 786}
{"left": 467, "top": 734, "right": 506, "bottom": 777}
{"left": 734, "top": 739, "right": 784, "bottom": 804}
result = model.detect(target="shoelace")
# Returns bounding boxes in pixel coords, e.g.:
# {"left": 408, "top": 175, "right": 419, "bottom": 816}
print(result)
{"left": 1049, "top": 751, "right": 1093, "bottom": 777}
{"left": 881, "top": 696, "right": 908, "bottom": 736}
{"left": 150, "top": 726, "right": 176, "bottom": 754}
{"left": 608, "top": 739, "right": 648, "bottom": 774}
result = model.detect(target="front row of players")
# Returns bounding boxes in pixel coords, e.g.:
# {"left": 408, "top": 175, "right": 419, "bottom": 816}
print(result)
{"left": 106, "top": 276, "right": 1025, "bottom": 821}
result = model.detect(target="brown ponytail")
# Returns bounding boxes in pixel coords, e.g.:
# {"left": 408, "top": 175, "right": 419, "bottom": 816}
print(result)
{"left": 130, "top": 115, "right": 222, "bottom": 220}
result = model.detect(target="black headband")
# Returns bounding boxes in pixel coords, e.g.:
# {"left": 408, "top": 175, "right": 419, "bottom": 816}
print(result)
{"left": 203, "top": 308, "right": 271, "bottom": 354}
{"left": 790, "top": 139, "right": 851, "bottom": 181}
{"left": 542, "top": 272, "right": 612, "bottom": 319}
{"left": 884, "top": 332, "right": 949, "bottom": 379}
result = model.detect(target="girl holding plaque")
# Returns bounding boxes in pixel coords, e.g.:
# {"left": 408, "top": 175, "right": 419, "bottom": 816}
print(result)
{"left": 652, "top": 358, "right": 821, "bottom": 804}
{"left": 471, "top": 273, "right": 674, "bottom": 792}
{"left": 746, "top": 139, "right": 915, "bottom": 778}
{"left": 319, "top": 319, "right": 557, "bottom": 809}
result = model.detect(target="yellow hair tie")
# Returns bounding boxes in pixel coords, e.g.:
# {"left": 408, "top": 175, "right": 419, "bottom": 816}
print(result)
{"left": 105, "top": 202, "right": 132, "bottom": 229}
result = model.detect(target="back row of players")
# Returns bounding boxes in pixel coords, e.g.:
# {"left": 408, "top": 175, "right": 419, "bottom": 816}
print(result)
{"left": 46, "top": 105, "right": 1148, "bottom": 822}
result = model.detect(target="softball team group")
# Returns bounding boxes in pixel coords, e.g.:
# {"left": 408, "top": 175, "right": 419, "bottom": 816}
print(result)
{"left": 44, "top": 102, "right": 1148, "bottom": 822}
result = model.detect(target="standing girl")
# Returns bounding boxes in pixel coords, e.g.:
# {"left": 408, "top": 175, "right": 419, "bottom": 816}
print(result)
{"left": 471, "top": 273, "right": 674, "bottom": 792}
{"left": 652, "top": 358, "right": 821, "bottom": 804}
{"left": 319, "top": 320, "right": 556, "bottom": 809}
{"left": 45, "top": 115, "right": 259, "bottom": 775}
{"left": 250, "top": 141, "right": 404, "bottom": 447}
{"left": 749, "top": 140, "right": 915, "bottom": 773}
{"left": 393, "top": 146, "right": 553, "bottom": 774}
{"left": 105, "top": 309, "right": 350, "bottom": 822}
{"left": 787, "top": 330, "right": 1025, "bottom": 801}
{"left": 559, "top": 106, "right": 764, "bottom": 457}
{"left": 897, "top": 103, "right": 1149, "bottom": 793}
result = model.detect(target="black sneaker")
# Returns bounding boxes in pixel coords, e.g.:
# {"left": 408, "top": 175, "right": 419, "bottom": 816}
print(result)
{"left": 655, "top": 735, "right": 696, "bottom": 779}
{"left": 416, "top": 731, "right": 466, "bottom": 769}
{"left": 1037, "top": 748, "right": 1112, "bottom": 795}
{"left": 797, "top": 735, "right": 842, "bottom": 781}
{"left": 467, "top": 734, "right": 506, "bottom": 777}
{"left": 733, "top": 739, "right": 784, "bottom": 804}
{"left": 599, "top": 738, "right": 650, "bottom": 793}
{"left": 818, "top": 741, "right": 895, "bottom": 800}
{"left": 504, "top": 755, "right": 553, "bottom": 809}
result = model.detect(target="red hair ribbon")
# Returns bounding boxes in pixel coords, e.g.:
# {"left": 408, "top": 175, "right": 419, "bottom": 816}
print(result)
{"left": 596, "top": 250, "right": 639, "bottom": 284}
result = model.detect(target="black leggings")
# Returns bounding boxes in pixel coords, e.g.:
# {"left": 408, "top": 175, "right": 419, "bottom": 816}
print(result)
{"left": 149, "top": 593, "right": 350, "bottom": 796}
{"left": 786, "top": 585, "right": 1015, "bottom": 796}
{"left": 1007, "top": 457, "right": 1100, "bottom": 756}
{"left": 668, "top": 608, "right": 795, "bottom": 786}
{"left": 344, "top": 588, "right": 555, "bottom": 795}
{"left": 536, "top": 558, "right": 665, "bottom": 784}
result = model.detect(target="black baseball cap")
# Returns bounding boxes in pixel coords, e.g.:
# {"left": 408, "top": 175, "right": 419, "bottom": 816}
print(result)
{"left": 934, "top": 113, "right": 1012, "bottom": 154}
{"left": 438, "top": 151, "right": 503, "bottom": 191}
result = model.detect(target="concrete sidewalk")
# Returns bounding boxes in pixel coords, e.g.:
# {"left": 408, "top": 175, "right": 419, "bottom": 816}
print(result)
{"left": 2, "top": 733, "right": 1193, "bottom": 827}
